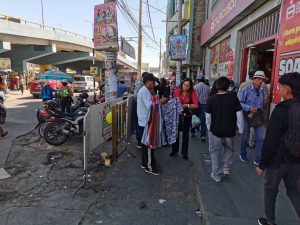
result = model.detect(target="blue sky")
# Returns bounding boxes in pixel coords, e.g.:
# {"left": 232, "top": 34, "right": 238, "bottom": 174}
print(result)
{"left": 0, "top": 0, "right": 167, "bottom": 67}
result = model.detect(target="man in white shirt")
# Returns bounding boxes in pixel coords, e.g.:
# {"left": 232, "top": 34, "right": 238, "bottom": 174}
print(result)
{"left": 137, "top": 73, "right": 159, "bottom": 175}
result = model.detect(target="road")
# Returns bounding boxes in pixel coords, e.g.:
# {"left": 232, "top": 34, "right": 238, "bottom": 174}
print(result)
{"left": 0, "top": 90, "right": 41, "bottom": 167}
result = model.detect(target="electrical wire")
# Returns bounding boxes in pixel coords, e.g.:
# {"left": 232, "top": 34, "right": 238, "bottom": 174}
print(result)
{"left": 145, "top": 0, "right": 156, "bottom": 43}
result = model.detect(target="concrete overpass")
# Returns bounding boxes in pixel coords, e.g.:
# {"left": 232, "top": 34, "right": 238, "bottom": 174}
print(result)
{"left": 0, "top": 14, "right": 137, "bottom": 74}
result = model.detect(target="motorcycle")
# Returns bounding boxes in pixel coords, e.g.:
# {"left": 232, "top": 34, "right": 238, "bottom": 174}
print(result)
{"left": 43, "top": 107, "right": 87, "bottom": 146}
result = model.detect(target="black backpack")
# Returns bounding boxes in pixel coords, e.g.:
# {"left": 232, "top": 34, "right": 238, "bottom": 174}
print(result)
{"left": 284, "top": 101, "right": 300, "bottom": 157}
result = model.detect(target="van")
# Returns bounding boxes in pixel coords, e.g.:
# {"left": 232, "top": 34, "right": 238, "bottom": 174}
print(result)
{"left": 73, "top": 75, "right": 98, "bottom": 92}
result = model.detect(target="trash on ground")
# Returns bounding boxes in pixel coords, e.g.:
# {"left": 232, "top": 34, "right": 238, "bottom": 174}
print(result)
{"left": 195, "top": 208, "right": 203, "bottom": 218}
{"left": 0, "top": 168, "right": 11, "bottom": 180}
{"left": 139, "top": 201, "right": 147, "bottom": 209}
{"left": 159, "top": 199, "right": 166, "bottom": 204}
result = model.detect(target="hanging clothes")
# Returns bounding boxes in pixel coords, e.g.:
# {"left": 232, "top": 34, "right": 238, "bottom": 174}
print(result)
{"left": 141, "top": 95, "right": 165, "bottom": 149}
{"left": 161, "top": 98, "right": 183, "bottom": 145}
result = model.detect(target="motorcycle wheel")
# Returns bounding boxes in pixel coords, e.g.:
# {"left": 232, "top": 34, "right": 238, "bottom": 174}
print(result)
{"left": 43, "top": 121, "right": 69, "bottom": 146}
{"left": 38, "top": 121, "right": 52, "bottom": 137}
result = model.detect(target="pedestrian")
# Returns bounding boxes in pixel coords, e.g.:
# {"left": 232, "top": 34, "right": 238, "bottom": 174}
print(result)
{"left": 256, "top": 72, "right": 300, "bottom": 225}
{"left": 19, "top": 75, "right": 25, "bottom": 95}
{"left": 206, "top": 77, "right": 243, "bottom": 182}
{"left": 40, "top": 80, "right": 55, "bottom": 102}
{"left": 239, "top": 70, "right": 267, "bottom": 165}
{"left": 15, "top": 74, "right": 20, "bottom": 90}
{"left": 58, "top": 79, "right": 73, "bottom": 114}
{"left": 228, "top": 80, "right": 237, "bottom": 95}
{"left": 137, "top": 73, "right": 159, "bottom": 175}
{"left": 169, "top": 78, "right": 199, "bottom": 160}
{"left": 117, "top": 80, "right": 128, "bottom": 98}
{"left": 192, "top": 75, "right": 210, "bottom": 141}
{"left": 0, "top": 102, "right": 8, "bottom": 138}
{"left": 134, "top": 72, "right": 147, "bottom": 148}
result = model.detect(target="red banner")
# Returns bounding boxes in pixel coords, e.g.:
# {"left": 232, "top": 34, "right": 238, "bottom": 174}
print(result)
{"left": 272, "top": 0, "right": 300, "bottom": 104}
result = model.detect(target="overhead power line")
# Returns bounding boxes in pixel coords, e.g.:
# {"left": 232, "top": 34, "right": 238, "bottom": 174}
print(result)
{"left": 146, "top": 0, "right": 156, "bottom": 43}
{"left": 142, "top": 1, "right": 166, "bottom": 15}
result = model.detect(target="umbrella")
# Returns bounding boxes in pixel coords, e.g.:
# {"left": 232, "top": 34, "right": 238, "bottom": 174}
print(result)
{"left": 37, "top": 70, "right": 74, "bottom": 82}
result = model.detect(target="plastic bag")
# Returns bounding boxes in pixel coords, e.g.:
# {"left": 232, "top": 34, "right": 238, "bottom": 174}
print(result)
{"left": 192, "top": 115, "right": 201, "bottom": 128}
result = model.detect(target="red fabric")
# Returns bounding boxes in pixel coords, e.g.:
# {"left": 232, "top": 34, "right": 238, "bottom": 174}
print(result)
{"left": 173, "top": 88, "right": 199, "bottom": 107}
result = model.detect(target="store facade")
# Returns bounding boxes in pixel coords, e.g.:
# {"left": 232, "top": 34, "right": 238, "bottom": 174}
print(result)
{"left": 201, "top": 0, "right": 281, "bottom": 84}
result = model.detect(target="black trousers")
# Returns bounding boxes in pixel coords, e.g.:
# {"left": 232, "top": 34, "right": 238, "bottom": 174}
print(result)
{"left": 264, "top": 163, "right": 300, "bottom": 224}
{"left": 140, "top": 126, "right": 155, "bottom": 168}
{"left": 171, "top": 115, "right": 192, "bottom": 157}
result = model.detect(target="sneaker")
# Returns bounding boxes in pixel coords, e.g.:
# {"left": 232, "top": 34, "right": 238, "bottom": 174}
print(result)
{"left": 191, "top": 133, "right": 196, "bottom": 137}
{"left": 210, "top": 173, "right": 222, "bottom": 182}
{"left": 145, "top": 167, "right": 160, "bottom": 176}
{"left": 0, "top": 131, "right": 8, "bottom": 137}
{"left": 136, "top": 145, "right": 142, "bottom": 149}
{"left": 239, "top": 154, "right": 249, "bottom": 163}
{"left": 182, "top": 155, "right": 189, "bottom": 160}
{"left": 258, "top": 217, "right": 276, "bottom": 225}
{"left": 223, "top": 168, "right": 230, "bottom": 175}
{"left": 254, "top": 160, "right": 260, "bottom": 166}
{"left": 201, "top": 137, "right": 206, "bottom": 142}
{"left": 141, "top": 165, "right": 146, "bottom": 169}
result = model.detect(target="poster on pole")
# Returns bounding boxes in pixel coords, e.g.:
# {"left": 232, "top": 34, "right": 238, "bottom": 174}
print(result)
{"left": 93, "top": 2, "right": 119, "bottom": 52}
{"left": 169, "top": 35, "right": 187, "bottom": 60}
{"left": 272, "top": 0, "right": 300, "bottom": 104}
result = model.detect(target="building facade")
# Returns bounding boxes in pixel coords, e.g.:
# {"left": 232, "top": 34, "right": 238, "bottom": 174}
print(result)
{"left": 201, "top": 0, "right": 281, "bottom": 84}
{"left": 165, "top": 0, "right": 206, "bottom": 80}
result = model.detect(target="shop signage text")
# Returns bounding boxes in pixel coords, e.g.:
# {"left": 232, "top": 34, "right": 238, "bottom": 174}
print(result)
{"left": 201, "top": 0, "right": 256, "bottom": 45}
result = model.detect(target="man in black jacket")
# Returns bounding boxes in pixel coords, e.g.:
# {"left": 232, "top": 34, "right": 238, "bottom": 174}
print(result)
{"left": 256, "top": 72, "right": 300, "bottom": 225}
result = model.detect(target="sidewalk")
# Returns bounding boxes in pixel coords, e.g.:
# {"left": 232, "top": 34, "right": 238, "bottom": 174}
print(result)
{"left": 188, "top": 134, "right": 300, "bottom": 225}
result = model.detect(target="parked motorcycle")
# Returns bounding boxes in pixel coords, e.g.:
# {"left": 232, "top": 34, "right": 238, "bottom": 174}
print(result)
{"left": 43, "top": 107, "right": 87, "bottom": 146}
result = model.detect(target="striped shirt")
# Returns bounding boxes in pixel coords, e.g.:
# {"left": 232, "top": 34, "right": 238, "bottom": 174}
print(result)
{"left": 194, "top": 82, "right": 210, "bottom": 104}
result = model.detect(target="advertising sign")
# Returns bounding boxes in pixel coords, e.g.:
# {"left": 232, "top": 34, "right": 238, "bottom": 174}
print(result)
{"left": 169, "top": 35, "right": 187, "bottom": 60}
{"left": 93, "top": 2, "right": 119, "bottom": 52}
{"left": 121, "top": 37, "right": 136, "bottom": 59}
{"left": 272, "top": 0, "right": 300, "bottom": 104}
{"left": 90, "top": 67, "right": 98, "bottom": 75}
{"left": 0, "top": 58, "right": 11, "bottom": 70}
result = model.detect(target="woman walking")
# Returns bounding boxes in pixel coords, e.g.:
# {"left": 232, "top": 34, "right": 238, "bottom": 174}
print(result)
{"left": 170, "top": 78, "right": 198, "bottom": 160}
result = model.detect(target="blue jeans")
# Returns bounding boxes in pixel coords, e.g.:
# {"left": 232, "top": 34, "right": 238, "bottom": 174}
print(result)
{"left": 240, "top": 116, "right": 265, "bottom": 162}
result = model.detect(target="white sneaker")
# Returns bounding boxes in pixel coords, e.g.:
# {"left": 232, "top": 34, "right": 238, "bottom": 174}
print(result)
{"left": 223, "top": 168, "right": 230, "bottom": 175}
{"left": 210, "top": 173, "right": 222, "bottom": 182}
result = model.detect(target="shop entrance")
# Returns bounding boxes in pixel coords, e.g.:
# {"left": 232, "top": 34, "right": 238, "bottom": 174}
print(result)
{"left": 248, "top": 40, "right": 275, "bottom": 80}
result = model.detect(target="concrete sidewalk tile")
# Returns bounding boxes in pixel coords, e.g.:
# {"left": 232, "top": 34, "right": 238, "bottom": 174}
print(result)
{"left": 189, "top": 137, "right": 300, "bottom": 225}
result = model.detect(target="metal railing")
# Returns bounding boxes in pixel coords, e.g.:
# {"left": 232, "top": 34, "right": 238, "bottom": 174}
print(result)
{"left": 0, "top": 13, "right": 91, "bottom": 41}
{"left": 111, "top": 99, "right": 127, "bottom": 163}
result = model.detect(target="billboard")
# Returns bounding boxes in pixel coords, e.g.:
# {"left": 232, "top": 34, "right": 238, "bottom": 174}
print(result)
{"left": 169, "top": 35, "right": 187, "bottom": 60}
{"left": 272, "top": 0, "right": 300, "bottom": 104}
{"left": 93, "top": 2, "right": 119, "bottom": 52}
{"left": 121, "top": 37, "right": 136, "bottom": 59}
{"left": 0, "top": 58, "right": 11, "bottom": 70}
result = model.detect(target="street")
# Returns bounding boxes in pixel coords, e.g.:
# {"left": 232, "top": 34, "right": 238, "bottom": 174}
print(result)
{"left": 0, "top": 90, "right": 41, "bottom": 167}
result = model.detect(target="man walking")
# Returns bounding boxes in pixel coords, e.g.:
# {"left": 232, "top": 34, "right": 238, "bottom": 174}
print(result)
{"left": 206, "top": 77, "right": 243, "bottom": 182}
{"left": 193, "top": 75, "right": 210, "bottom": 141}
{"left": 239, "top": 71, "right": 267, "bottom": 165}
{"left": 137, "top": 73, "right": 159, "bottom": 175}
{"left": 256, "top": 72, "right": 300, "bottom": 225}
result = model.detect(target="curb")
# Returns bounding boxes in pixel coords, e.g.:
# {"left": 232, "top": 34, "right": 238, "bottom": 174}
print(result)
{"left": 192, "top": 171, "right": 209, "bottom": 225}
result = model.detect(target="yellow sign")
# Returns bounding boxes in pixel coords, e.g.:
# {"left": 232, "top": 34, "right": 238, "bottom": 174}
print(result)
{"left": 90, "top": 67, "right": 98, "bottom": 75}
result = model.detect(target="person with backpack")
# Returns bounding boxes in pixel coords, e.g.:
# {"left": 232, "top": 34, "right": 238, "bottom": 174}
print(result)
{"left": 256, "top": 72, "right": 300, "bottom": 225}
{"left": 40, "top": 81, "right": 55, "bottom": 102}
{"left": 58, "top": 79, "right": 73, "bottom": 114}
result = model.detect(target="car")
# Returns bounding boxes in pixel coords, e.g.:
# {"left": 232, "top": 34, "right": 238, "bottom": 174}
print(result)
{"left": 73, "top": 75, "right": 98, "bottom": 92}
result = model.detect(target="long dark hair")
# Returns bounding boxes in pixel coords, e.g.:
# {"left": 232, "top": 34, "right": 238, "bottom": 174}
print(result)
{"left": 179, "top": 78, "right": 194, "bottom": 96}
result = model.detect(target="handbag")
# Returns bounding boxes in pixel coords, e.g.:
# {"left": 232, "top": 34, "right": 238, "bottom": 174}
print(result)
{"left": 247, "top": 109, "right": 265, "bottom": 128}
{"left": 186, "top": 99, "right": 200, "bottom": 115}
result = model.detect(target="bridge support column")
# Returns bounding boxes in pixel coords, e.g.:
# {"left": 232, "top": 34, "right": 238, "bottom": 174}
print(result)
{"left": 0, "top": 41, "right": 11, "bottom": 54}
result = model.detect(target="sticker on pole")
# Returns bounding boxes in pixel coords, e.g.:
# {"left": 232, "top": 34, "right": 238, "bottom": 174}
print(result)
{"left": 90, "top": 67, "right": 98, "bottom": 75}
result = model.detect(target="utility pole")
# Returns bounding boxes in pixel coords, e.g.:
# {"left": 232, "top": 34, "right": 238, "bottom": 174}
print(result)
{"left": 176, "top": 0, "right": 182, "bottom": 86}
{"left": 137, "top": 0, "right": 143, "bottom": 79}
{"left": 159, "top": 38, "right": 162, "bottom": 78}
{"left": 41, "top": 0, "right": 45, "bottom": 27}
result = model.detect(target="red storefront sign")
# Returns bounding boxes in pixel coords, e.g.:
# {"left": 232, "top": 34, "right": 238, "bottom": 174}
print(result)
{"left": 201, "top": 0, "right": 256, "bottom": 45}
{"left": 272, "top": 0, "right": 300, "bottom": 104}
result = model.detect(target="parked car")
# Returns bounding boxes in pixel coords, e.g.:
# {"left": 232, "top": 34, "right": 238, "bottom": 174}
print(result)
{"left": 73, "top": 75, "right": 98, "bottom": 92}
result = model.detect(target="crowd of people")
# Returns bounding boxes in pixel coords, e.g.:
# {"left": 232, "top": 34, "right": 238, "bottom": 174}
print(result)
{"left": 134, "top": 71, "right": 300, "bottom": 225}
{"left": 0, "top": 72, "right": 27, "bottom": 95}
